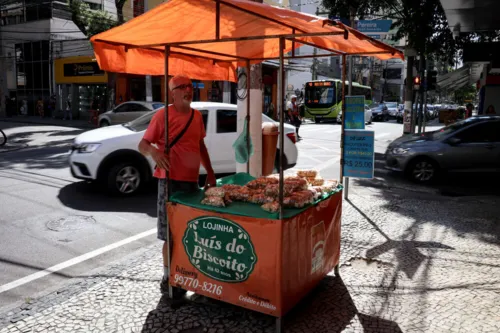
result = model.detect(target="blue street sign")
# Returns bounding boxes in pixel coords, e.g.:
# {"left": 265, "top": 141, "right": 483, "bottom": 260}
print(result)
{"left": 328, "top": 15, "right": 351, "bottom": 26}
{"left": 344, "top": 96, "right": 365, "bottom": 130}
{"left": 357, "top": 20, "right": 392, "bottom": 34}
{"left": 343, "top": 130, "right": 375, "bottom": 179}
{"left": 197, "top": 82, "right": 205, "bottom": 89}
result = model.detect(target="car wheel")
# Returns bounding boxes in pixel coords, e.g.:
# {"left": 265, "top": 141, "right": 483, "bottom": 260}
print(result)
{"left": 368, "top": 116, "right": 373, "bottom": 124}
{"left": 100, "top": 119, "right": 110, "bottom": 127}
{"left": 274, "top": 150, "right": 289, "bottom": 172}
{"left": 107, "top": 162, "right": 143, "bottom": 196}
{"left": 407, "top": 157, "right": 438, "bottom": 184}
{"left": 314, "top": 117, "right": 321, "bottom": 124}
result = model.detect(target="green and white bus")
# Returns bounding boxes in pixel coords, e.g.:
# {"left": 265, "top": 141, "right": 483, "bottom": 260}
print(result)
{"left": 303, "top": 79, "right": 372, "bottom": 123}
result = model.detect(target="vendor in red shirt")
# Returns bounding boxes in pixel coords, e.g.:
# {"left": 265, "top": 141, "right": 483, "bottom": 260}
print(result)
{"left": 138, "top": 74, "right": 216, "bottom": 296}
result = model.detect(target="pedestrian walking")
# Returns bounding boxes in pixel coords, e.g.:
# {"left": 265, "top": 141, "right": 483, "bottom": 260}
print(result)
{"left": 63, "top": 95, "right": 72, "bottom": 120}
{"left": 287, "top": 94, "right": 302, "bottom": 140}
{"left": 465, "top": 103, "right": 473, "bottom": 119}
{"left": 486, "top": 104, "right": 496, "bottom": 115}
{"left": 138, "top": 74, "right": 216, "bottom": 298}
{"left": 36, "top": 97, "right": 44, "bottom": 118}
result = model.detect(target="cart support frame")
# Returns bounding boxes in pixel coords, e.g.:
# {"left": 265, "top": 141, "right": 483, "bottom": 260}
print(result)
{"left": 164, "top": 45, "right": 173, "bottom": 300}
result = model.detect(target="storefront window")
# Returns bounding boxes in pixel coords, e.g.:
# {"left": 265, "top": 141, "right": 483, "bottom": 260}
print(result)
{"left": 15, "top": 40, "right": 50, "bottom": 116}
{"left": 77, "top": 85, "right": 108, "bottom": 115}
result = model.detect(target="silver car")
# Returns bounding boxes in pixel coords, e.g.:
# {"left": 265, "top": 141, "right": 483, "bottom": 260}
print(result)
{"left": 385, "top": 116, "right": 500, "bottom": 183}
{"left": 98, "top": 101, "right": 164, "bottom": 127}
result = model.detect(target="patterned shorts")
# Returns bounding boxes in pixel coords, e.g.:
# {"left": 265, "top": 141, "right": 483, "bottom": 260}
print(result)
{"left": 157, "top": 178, "right": 199, "bottom": 241}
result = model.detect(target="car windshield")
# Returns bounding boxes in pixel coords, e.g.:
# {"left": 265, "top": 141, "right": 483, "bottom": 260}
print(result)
{"left": 152, "top": 103, "right": 165, "bottom": 110}
{"left": 432, "top": 117, "right": 486, "bottom": 140}
{"left": 370, "top": 103, "right": 383, "bottom": 110}
{"left": 123, "top": 109, "right": 159, "bottom": 132}
{"left": 386, "top": 103, "right": 397, "bottom": 108}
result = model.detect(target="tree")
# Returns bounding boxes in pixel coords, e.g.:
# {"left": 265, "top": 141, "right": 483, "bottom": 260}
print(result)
{"left": 454, "top": 84, "right": 476, "bottom": 105}
{"left": 321, "top": 0, "right": 394, "bottom": 23}
{"left": 70, "top": 0, "right": 119, "bottom": 38}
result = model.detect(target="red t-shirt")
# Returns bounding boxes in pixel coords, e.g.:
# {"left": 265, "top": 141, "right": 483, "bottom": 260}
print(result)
{"left": 142, "top": 105, "right": 206, "bottom": 181}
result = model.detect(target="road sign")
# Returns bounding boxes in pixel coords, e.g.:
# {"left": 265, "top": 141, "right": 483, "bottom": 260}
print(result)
{"left": 357, "top": 20, "right": 392, "bottom": 34}
{"left": 344, "top": 96, "right": 365, "bottom": 129}
{"left": 343, "top": 130, "right": 375, "bottom": 179}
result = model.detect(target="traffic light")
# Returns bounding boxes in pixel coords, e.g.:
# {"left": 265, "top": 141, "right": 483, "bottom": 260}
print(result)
{"left": 427, "top": 70, "right": 438, "bottom": 91}
{"left": 413, "top": 76, "right": 421, "bottom": 90}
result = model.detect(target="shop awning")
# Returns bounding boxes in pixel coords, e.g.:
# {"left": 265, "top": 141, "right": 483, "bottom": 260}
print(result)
{"left": 90, "top": 0, "right": 403, "bottom": 82}
{"left": 437, "top": 63, "right": 484, "bottom": 92}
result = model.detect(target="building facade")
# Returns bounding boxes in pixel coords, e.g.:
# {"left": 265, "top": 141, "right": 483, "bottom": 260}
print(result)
{"left": 0, "top": 0, "right": 117, "bottom": 117}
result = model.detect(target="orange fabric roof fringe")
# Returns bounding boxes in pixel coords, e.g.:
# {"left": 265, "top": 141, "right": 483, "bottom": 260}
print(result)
{"left": 91, "top": 0, "right": 404, "bottom": 82}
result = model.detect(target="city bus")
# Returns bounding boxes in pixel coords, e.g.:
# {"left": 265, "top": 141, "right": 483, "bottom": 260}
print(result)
{"left": 303, "top": 79, "right": 372, "bottom": 123}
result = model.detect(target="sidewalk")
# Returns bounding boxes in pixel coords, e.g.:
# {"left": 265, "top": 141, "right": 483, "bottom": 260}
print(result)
{"left": 0, "top": 185, "right": 499, "bottom": 333}
{"left": 0, "top": 116, "right": 96, "bottom": 129}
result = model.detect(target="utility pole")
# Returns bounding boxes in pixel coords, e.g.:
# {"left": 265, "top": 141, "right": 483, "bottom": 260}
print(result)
{"left": 417, "top": 54, "right": 425, "bottom": 134}
{"left": 403, "top": 52, "right": 415, "bottom": 135}
{"left": 311, "top": 47, "right": 318, "bottom": 80}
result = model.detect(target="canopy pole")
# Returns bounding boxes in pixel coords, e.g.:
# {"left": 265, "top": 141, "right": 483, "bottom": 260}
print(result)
{"left": 340, "top": 54, "right": 346, "bottom": 185}
{"left": 278, "top": 37, "right": 285, "bottom": 220}
{"left": 246, "top": 60, "right": 251, "bottom": 173}
{"left": 215, "top": 0, "right": 220, "bottom": 39}
{"left": 291, "top": 29, "right": 295, "bottom": 57}
{"left": 164, "top": 45, "right": 173, "bottom": 300}
{"left": 344, "top": 55, "right": 353, "bottom": 199}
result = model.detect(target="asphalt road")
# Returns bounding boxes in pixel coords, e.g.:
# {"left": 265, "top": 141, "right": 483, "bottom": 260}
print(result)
{"left": 0, "top": 118, "right": 456, "bottom": 311}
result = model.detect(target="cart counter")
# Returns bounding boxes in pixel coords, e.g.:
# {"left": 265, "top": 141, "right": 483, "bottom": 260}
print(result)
{"left": 167, "top": 173, "right": 343, "bottom": 317}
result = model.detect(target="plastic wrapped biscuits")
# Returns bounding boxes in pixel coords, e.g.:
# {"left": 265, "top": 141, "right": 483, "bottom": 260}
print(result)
{"left": 200, "top": 172, "right": 339, "bottom": 212}
{"left": 205, "top": 187, "right": 225, "bottom": 198}
{"left": 201, "top": 196, "right": 226, "bottom": 207}
{"left": 261, "top": 202, "right": 280, "bottom": 213}
{"left": 297, "top": 170, "right": 318, "bottom": 178}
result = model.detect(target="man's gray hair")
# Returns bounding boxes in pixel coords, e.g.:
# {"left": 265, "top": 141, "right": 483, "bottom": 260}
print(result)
{"left": 169, "top": 75, "right": 192, "bottom": 91}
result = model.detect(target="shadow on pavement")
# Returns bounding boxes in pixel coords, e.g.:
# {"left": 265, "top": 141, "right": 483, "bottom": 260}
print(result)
{"left": 58, "top": 181, "right": 157, "bottom": 218}
{"left": 348, "top": 199, "right": 455, "bottom": 280}
{"left": 0, "top": 146, "right": 74, "bottom": 170}
{"left": 357, "top": 152, "right": 500, "bottom": 197}
{"left": 139, "top": 275, "right": 402, "bottom": 332}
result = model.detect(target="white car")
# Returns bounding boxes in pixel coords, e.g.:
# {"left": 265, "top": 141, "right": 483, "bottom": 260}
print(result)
{"left": 336, "top": 104, "right": 373, "bottom": 124}
{"left": 385, "top": 102, "right": 399, "bottom": 118}
{"left": 98, "top": 101, "right": 165, "bottom": 127}
{"left": 70, "top": 102, "right": 298, "bottom": 195}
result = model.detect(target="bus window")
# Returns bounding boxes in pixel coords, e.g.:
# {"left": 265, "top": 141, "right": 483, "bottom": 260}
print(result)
{"left": 305, "top": 83, "right": 336, "bottom": 107}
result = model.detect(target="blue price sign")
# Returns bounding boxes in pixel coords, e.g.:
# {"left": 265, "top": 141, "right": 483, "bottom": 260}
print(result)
{"left": 343, "top": 129, "right": 374, "bottom": 179}
{"left": 345, "top": 96, "right": 365, "bottom": 129}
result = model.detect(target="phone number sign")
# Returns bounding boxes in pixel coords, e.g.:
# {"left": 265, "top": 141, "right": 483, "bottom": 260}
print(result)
{"left": 343, "top": 129, "right": 375, "bottom": 179}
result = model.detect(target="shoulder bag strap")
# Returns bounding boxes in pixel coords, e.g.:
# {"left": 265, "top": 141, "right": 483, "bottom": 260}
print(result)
{"left": 168, "top": 108, "right": 195, "bottom": 149}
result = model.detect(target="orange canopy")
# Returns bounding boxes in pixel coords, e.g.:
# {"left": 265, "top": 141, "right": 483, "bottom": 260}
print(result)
{"left": 91, "top": 0, "right": 404, "bottom": 82}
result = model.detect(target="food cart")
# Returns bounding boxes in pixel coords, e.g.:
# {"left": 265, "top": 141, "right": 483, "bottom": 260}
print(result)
{"left": 90, "top": 1, "right": 404, "bottom": 331}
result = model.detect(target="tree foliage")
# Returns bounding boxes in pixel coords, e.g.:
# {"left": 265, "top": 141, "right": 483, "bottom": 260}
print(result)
{"left": 70, "top": 0, "right": 118, "bottom": 37}
{"left": 454, "top": 84, "right": 476, "bottom": 105}
{"left": 320, "top": 0, "right": 479, "bottom": 65}
{"left": 321, "top": 0, "right": 389, "bottom": 21}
